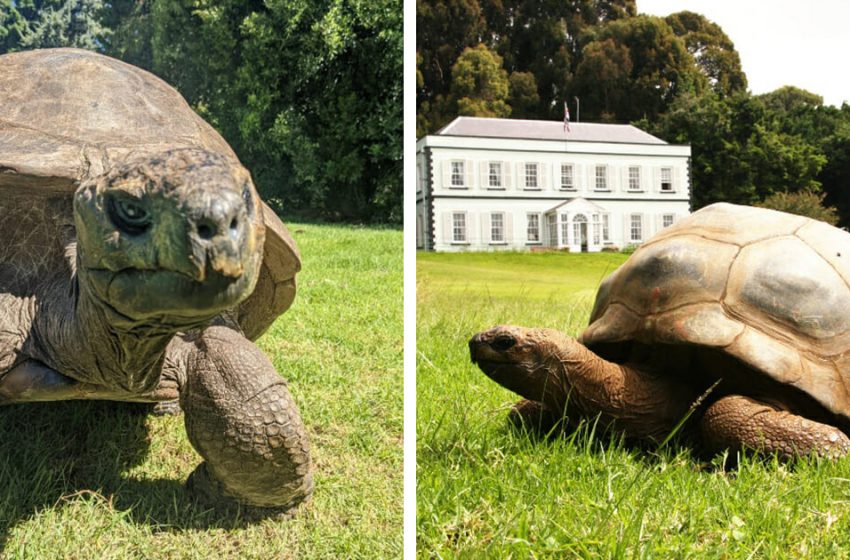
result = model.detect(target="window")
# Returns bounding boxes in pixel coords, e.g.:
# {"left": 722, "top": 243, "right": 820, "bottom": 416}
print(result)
{"left": 592, "top": 214, "right": 601, "bottom": 245}
{"left": 662, "top": 214, "right": 675, "bottom": 228}
{"left": 450, "top": 161, "right": 465, "bottom": 187}
{"left": 660, "top": 167, "right": 673, "bottom": 192}
{"left": 630, "top": 214, "right": 643, "bottom": 242}
{"left": 524, "top": 163, "right": 539, "bottom": 189}
{"left": 490, "top": 212, "right": 505, "bottom": 243}
{"left": 560, "top": 214, "right": 570, "bottom": 246}
{"left": 560, "top": 164, "right": 575, "bottom": 190}
{"left": 527, "top": 213, "right": 540, "bottom": 243}
{"left": 452, "top": 212, "right": 466, "bottom": 243}
{"left": 602, "top": 214, "right": 610, "bottom": 242}
{"left": 628, "top": 166, "right": 641, "bottom": 191}
{"left": 547, "top": 214, "right": 558, "bottom": 246}
{"left": 488, "top": 162, "right": 503, "bottom": 189}
{"left": 595, "top": 165, "right": 608, "bottom": 190}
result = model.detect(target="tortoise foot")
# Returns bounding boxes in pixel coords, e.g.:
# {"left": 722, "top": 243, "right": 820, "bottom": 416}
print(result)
{"left": 186, "top": 462, "right": 310, "bottom": 519}
{"left": 508, "top": 399, "right": 566, "bottom": 436}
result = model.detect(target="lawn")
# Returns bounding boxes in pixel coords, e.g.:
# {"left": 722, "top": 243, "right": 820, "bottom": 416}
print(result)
{"left": 0, "top": 223, "right": 403, "bottom": 559}
{"left": 417, "top": 250, "right": 850, "bottom": 558}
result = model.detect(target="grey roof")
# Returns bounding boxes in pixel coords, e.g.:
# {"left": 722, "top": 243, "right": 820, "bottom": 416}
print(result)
{"left": 437, "top": 116, "right": 667, "bottom": 145}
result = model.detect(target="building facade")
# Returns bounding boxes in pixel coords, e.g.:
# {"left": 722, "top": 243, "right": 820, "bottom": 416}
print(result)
{"left": 416, "top": 117, "right": 691, "bottom": 252}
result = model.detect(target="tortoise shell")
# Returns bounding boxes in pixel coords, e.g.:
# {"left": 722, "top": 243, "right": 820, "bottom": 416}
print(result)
{"left": 580, "top": 203, "right": 850, "bottom": 419}
{"left": 0, "top": 48, "right": 297, "bottom": 339}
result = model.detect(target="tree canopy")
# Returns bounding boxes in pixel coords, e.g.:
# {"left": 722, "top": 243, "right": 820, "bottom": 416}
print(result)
{"left": 1, "top": 0, "right": 402, "bottom": 223}
{"left": 418, "top": 1, "right": 850, "bottom": 226}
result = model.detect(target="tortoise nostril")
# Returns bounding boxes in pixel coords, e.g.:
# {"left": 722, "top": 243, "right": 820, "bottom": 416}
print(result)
{"left": 230, "top": 217, "right": 239, "bottom": 232}
{"left": 492, "top": 335, "right": 516, "bottom": 352}
{"left": 197, "top": 220, "right": 217, "bottom": 240}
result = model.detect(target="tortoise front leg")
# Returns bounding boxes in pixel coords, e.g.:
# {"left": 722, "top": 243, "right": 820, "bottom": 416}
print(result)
{"left": 700, "top": 395, "right": 850, "bottom": 459}
{"left": 173, "top": 326, "right": 312, "bottom": 513}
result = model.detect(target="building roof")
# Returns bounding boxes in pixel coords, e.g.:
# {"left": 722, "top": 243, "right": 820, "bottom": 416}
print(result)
{"left": 545, "top": 198, "right": 607, "bottom": 215}
{"left": 436, "top": 116, "right": 667, "bottom": 145}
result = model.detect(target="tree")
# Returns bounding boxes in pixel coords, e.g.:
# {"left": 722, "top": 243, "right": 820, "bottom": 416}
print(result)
{"left": 757, "top": 85, "right": 823, "bottom": 115}
{"left": 665, "top": 11, "right": 746, "bottom": 96}
{"left": 572, "top": 38, "right": 632, "bottom": 120}
{"left": 20, "top": 0, "right": 110, "bottom": 50}
{"left": 450, "top": 44, "right": 510, "bottom": 118}
{"left": 652, "top": 91, "right": 826, "bottom": 210}
{"left": 576, "top": 16, "right": 705, "bottom": 122}
{"left": 417, "top": 0, "right": 487, "bottom": 132}
{"left": 508, "top": 71, "right": 539, "bottom": 119}
{"left": 0, "top": 1, "right": 28, "bottom": 52}
{"left": 757, "top": 189, "right": 839, "bottom": 225}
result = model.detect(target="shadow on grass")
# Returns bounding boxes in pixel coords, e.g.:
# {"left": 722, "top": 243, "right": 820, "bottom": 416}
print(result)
{"left": 0, "top": 401, "right": 273, "bottom": 550}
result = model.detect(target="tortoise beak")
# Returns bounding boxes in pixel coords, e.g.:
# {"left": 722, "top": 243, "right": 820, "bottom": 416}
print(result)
{"left": 186, "top": 191, "right": 249, "bottom": 281}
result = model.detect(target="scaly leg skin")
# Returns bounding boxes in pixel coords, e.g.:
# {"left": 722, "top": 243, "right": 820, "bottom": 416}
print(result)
{"left": 507, "top": 399, "right": 565, "bottom": 435}
{"left": 700, "top": 394, "right": 850, "bottom": 459}
{"left": 175, "top": 326, "right": 313, "bottom": 516}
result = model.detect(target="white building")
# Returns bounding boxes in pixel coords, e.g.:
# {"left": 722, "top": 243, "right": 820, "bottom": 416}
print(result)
{"left": 415, "top": 117, "right": 691, "bottom": 252}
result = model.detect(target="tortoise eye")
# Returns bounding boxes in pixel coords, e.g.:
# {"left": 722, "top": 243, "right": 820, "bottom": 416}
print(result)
{"left": 108, "top": 195, "right": 151, "bottom": 235}
{"left": 492, "top": 335, "right": 516, "bottom": 352}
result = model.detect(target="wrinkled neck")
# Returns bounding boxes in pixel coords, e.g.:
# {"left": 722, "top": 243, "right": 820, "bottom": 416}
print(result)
{"left": 538, "top": 332, "right": 625, "bottom": 415}
{"left": 30, "top": 270, "right": 182, "bottom": 394}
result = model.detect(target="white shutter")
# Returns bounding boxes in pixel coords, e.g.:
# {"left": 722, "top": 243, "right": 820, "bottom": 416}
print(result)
{"left": 479, "top": 161, "right": 488, "bottom": 189}
{"left": 441, "top": 161, "right": 451, "bottom": 190}
{"left": 540, "top": 162, "right": 550, "bottom": 190}
{"left": 442, "top": 212, "right": 453, "bottom": 244}
{"left": 481, "top": 212, "right": 491, "bottom": 244}
{"left": 503, "top": 161, "right": 512, "bottom": 190}
{"left": 620, "top": 166, "right": 628, "bottom": 193}
{"left": 674, "top": 166, "right": 682, "bottom": 192}
{"left": 641, "top": 213, "right": 648, "bottom": 241}
{"left": 505, "top": 212, "right": 514, "bottom": 243}
{"left": 575, "top": 164, "right": 584, "bottom": 191}
{"left": 623, "top": 214, "right": 631, "bottom": 245}
{"left": 465, "top": 160, "right": 474, "bottom": 189}
{"left": 653, "top": 166, "right": 661, "bottom": 193}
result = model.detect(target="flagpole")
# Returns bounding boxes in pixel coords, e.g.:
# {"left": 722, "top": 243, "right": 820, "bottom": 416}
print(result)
{"left": 574, "top": 96, "right": 580, "bottom": 123}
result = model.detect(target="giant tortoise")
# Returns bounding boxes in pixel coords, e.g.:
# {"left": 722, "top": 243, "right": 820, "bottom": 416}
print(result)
{"left": 0, "top": 48, "right": 311, "bottom": 513}
{"left": 471, "top": 203, "right": 850, "bottom": 458}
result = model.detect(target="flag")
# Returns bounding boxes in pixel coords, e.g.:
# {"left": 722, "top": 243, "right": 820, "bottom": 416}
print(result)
{"left": 563, "top": 101, "right": 571, "bottom": 132}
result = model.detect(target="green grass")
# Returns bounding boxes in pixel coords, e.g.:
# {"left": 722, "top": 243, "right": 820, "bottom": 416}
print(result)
{"left": 0, "top": 223, "right": 402, "bottom": 559}
{"left": 417, "top": 250, "right": 850, "bottom": 558}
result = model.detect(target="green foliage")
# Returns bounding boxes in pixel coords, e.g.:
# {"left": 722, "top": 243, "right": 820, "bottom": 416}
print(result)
{"left": 665, "top": 10, "right": 747, "bottom": 96}
{"left": 572, "top": 37, "right": 632, "bottom": 121}
{"left": 650, "top": 91, "right": 826, "bottom": 209}
{"left": 507, "top": 71, "right": 539, "bottom": 119}
{"left": 758, "top": 85, "right": 824, "bottom": 114}
{"left": 0, "top": 0, "right": 109, "bottom": 52}
{"left": 757, "top": 189, "right": 839, "bottom": 225}
{"left": 451, "top": 44, "right": 511, "bottom": 118}
{"left": 0, "top": 0, "right": 402, "bottom": 223}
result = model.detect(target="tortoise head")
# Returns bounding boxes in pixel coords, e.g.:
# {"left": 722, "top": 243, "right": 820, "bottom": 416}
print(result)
{"left": 470, "top": 325, "right": 572, "bottom": 405}
{"left": 73, "top": 148, "right": 265, "bottom": 327}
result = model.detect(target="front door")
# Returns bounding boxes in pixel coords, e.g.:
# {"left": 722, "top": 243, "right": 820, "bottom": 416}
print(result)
{"left": 573, "top": 213, "right": 589, "bottom": 252}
